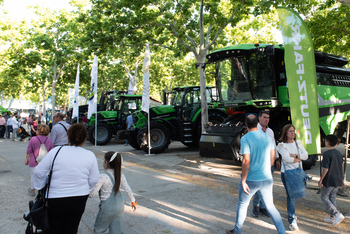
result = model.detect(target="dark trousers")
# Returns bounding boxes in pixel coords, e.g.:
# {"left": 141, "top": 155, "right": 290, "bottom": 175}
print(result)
{"left": 46, "top": 195, "right": 88, "bottom": 234}
{"left": 7, "top": 125, "right": 12, "bottom": 138}
{"left": 0, "top": 125, "right": 5, "bottom": 138}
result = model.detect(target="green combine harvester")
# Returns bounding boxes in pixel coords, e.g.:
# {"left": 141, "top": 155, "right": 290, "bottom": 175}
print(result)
{"left": 200, "top": 43, "right": 350, "bottom": 169}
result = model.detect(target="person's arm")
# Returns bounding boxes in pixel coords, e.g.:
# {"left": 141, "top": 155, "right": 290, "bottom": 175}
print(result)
{"left": 33, "top": 150, "right": 54, "bottom": 190}
{"left": 89, "top": 174, "right": 104, "bottom": 198}
{"left": 50, "top": 127, "right": 57, "bottom": 145}
{"left": 270, "top": 149, "right": 276, "bottom": 167}
{"left": 297, "top": 140, "right": 308, "bottom": 160}
{"left": 318, "top": 168, "right": 329, "bottom": 187}
{"left": 25, "top": 154, "right": 30, "bottom": 165}
{"left": 241, "top": 153, "right": 251, "bottom": 195}
{"left": 88, "top": 156, "right": 100, "bottom": 190}
{"left": 120, "top": 172, "right": 137, "bottom": 211}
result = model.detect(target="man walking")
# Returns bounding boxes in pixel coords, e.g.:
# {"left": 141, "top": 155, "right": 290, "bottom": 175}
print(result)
{"left": 6, "top": 114, "right": 12, "bottom": 139}
{"left": 226, "top": 114, "right": 285, "bottom": 234}
{"left": 50, "top": 112, "right": 70, "bottom": 147}
{"left": 252, "top": 110, "right": 280, "bottom": 217}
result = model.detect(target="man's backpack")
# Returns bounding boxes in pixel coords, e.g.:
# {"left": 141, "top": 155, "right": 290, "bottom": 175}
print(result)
{"left": 36, "top": 137, "right": 48, "bottom": 163}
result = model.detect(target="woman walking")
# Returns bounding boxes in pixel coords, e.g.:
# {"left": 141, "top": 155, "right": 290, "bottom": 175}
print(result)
{"left": 25, "top": 124, "right": 53, "bottom": 196}
{"left": 34, "top": 123, "right": 99, "bottom": 233}
{"left": 277, "top": 124, "right": 308, "bottom": 231}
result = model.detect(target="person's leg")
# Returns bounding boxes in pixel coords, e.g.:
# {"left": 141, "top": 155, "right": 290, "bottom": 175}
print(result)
{"left": 12, "top": 128, "right": 17, "bottom": 140}
{"left": 30, "top": 167, "right": 35, "bottom": 190}
{"left": 94, "top": 201, "right": 113, "bottom": 234}
{"left": 321, "top": 186, "right": 340, "bottom": 217}
{"left": 61, "top": 195, "right": 88, "bottom": 234}
{"left": 234, "top": 180, "right": 260, "bottom": 233}
{"left": 281, "top": 173, "right": 297, "bottom": 225}
{"left": 259, "top": 179, "right": 286, "bottom": 234}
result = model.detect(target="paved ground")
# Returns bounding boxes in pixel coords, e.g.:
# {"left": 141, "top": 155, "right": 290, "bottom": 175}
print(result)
{"left": 1, "top": 136, "right": 350, "bottom": 234}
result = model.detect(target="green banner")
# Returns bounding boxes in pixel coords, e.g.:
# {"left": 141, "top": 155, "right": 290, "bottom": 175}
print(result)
{"left": 277, "top": 7, "right": 320, "bottom": 155}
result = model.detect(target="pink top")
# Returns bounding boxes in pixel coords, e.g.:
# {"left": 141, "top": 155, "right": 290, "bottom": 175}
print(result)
{"left": 26, "top": 135, "right": 54, "bottom": 167}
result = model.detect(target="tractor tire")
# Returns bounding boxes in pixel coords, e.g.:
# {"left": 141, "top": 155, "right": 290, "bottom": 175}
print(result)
{"left": 129, "top": 132, "right": 141, "bottom": 150}
{"left": 88, "top": 123, "right": 112, "bottom": 145}
{"left": 137, "top": 122, "right": 170, "bottom": 154}
{"left": 208, "top": 111, "right": 227, "bottom": 125}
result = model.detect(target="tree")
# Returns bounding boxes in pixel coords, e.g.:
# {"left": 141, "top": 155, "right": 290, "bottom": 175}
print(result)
{"left": 86, "top": 0, "right": 258, "bottom": 131}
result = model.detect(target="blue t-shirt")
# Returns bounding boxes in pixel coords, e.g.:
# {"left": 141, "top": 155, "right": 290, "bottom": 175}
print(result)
{"left": 240, "top": 130, "right": 274, "bottom": 182}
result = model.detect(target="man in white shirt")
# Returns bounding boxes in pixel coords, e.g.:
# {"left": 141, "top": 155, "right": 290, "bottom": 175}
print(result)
{"left": 125, "top": 114, "right": 133, "bottom": 146}
{"left": 11, "top": 115, "right": 19, "bottom": 141}
{"left": 50, "top": 112, "right": 71, "bottom": 147}
{"left": 252, "top": 110, "right": 280, "bottom": 218}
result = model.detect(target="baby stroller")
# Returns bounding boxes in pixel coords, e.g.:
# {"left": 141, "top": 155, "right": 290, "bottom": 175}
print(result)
{"left": 17, "top": 127, "right": 30, "bottom": 141}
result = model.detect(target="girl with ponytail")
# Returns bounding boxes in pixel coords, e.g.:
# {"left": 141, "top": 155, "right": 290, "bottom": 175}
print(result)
{"left": 89, "top": 151, "right": 136, "bottom": 234}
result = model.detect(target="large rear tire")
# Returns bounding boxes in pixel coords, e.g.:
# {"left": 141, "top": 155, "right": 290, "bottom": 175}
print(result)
{"left": 137, "top": 122, "right": 170, "bottom": 154}
{"left": 129, "top": 131, "right": 141, "bottom": 150}
{"left": 88, "top": 123, "right": 112, "bottom": 145}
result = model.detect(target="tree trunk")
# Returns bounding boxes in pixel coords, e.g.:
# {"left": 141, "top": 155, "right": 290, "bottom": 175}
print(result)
{"left": 195, "top": 52, "right": 208, "bottom": 133}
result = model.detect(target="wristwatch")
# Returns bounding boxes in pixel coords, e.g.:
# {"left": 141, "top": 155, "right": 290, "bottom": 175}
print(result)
{"left": 296, "top": 155, "right": 298, "bottom": 159}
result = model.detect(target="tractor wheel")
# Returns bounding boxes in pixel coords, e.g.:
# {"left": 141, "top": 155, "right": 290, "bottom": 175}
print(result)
{"left": 88, "top": 123, "right": 112, "bottom": 145}
{"left": 137, "top": 122, "right": 170, "bottom": 154}
{"left": 129, "top": 131, "right": 141, "bottom": 150}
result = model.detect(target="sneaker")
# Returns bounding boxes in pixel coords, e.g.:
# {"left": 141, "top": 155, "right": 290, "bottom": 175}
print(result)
{"left": 28, "top": 188, "right": 35, "bottom": 196}
{"left": 252, "top": 205, "right": 259, "bottom": 217}
{"left": 289, "top": 223, "right": 299, "bottom": 231}
{"left": 124, "top": 143, "right": 128, "bottom": 146}
{"left": 226, "top": 230, "right": 239, "bottom": 234}
{"left": 259, "top": 208, "right": 270, "bottom": 217}
{"left": 332, "top": 213, "right": 345, "bottom": 226}
{"left": 324, "top": 216, "right": 335, "bottom": 223}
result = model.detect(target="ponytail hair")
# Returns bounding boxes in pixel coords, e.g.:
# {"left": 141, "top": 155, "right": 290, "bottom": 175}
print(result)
{"left": 104, "top": 151, "right": 122, "bottom": 196}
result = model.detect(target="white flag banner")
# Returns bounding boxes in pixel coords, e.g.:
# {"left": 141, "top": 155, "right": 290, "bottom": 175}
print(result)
{"left": 142, "top": 44, "right": 150, "bottom": 113}
{"left": 68, "top": 88, "right": 75, "bottom": 109}
{"left": 88, "top": 56, "right": 98, "bottom": 118}
{"left": 72, "top": 64, "right": 80, "bottom": 119}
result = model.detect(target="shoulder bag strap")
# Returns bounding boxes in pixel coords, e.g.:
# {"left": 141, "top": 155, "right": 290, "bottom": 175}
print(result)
{"left": 32, "top": 137, "right": 42, "bottom": 157}
{"left": 45, "top": 146, "right": 64, "bottom": 199}
{"left": 58, "top": 123, "right": 67, "bottom": 132}
{"left": 294, "top": 141, "right": 303, "bottom": 168}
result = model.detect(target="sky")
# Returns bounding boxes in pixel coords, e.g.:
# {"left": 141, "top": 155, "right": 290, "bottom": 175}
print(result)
{"left": 2, "top": 0, "right": 75, "bottom": 20}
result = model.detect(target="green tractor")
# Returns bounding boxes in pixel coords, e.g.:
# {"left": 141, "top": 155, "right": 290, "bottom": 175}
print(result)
{"left": 88, "top": 94, "right": 143, "bottom": 145}
{"left": 124, "top": 86, "right": 228, "bottom": 154}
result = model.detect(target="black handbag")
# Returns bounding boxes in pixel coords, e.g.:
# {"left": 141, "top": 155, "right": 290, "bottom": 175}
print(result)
{"left": 24, "top": 146, "right": 63, "bottom": 232}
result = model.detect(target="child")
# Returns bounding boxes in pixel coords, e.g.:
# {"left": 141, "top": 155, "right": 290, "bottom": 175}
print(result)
{"left": 318, "top": 135, "right": 344, "bottom": 226}
{"left": 90, "top": 151, "right": 137, "bottom": 234}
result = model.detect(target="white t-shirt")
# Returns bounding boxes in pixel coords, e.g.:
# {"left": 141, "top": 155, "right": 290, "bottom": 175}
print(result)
{"left": 277, "top": 140, "right": 308, "bottom": 173}
{"left": 34, "top": 146, "right": 100, "bottom": 198}
{"left": 257, "top": 123, "right": 278, "bottom": 158}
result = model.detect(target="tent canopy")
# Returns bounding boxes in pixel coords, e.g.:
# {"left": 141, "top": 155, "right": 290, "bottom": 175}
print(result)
{"left": 0, "top": 105, "right": 12, "bottom": 115}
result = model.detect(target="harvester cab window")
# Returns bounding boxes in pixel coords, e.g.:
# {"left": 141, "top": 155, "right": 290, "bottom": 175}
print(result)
{"left": 218, "top": 56, "right": 251, "bottom": 102}
{"left": 249, "top": 53, "right": 275, "bottom": 100}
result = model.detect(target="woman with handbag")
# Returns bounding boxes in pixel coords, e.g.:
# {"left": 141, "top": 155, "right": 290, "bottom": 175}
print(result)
{"left": 34, "top": 123, "right": 100, "bottom": 234}
{"left": 277, "top": 124, "right": 308, "bottom": 231}
{"left": 25, "top": 124, "right": 53, "bottom": 196}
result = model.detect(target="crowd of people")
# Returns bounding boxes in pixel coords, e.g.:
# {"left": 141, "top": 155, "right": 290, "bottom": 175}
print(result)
{"left": 226, "top": 111, "right": 346, "bottom": 234}
{"left": 12, "top": 111, "right": 138, "bottom": 234}
{"left": 2, "top": 108, "right": 346, "bottom": 233}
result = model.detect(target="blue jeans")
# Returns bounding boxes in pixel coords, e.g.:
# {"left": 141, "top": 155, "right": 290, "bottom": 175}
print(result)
{"left": 234, "top": 179, "right": 285, "bottom": 234}
{"left": 253, "top": 165, "right": 275, "bottom": 208}
{"left": 7, "top": 125, "right": 12, "bottom": 138}
{"left": 281, "top": 172, "right": 297, "bottom": 224}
